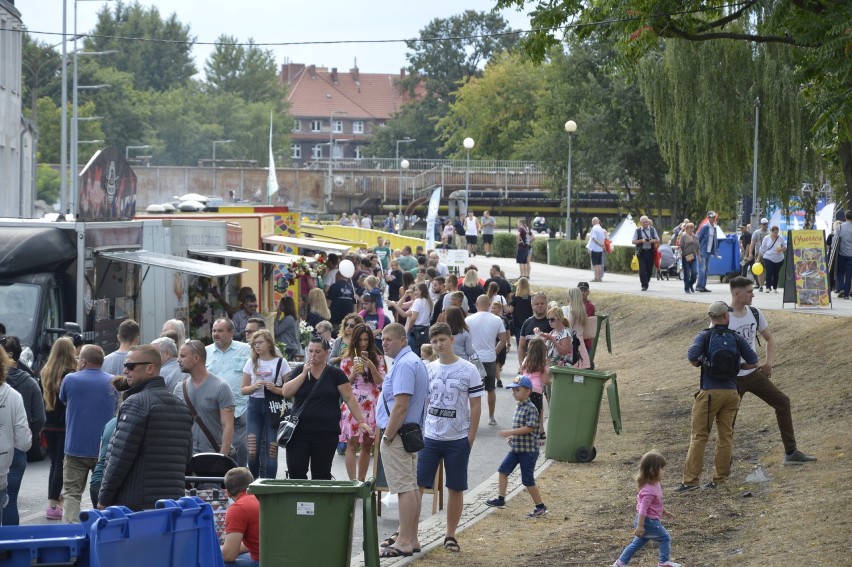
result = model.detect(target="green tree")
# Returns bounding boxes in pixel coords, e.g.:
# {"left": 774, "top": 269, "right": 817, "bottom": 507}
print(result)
{"left": 363, "top": 98, "right": 447, "bottom": 159}
{"left": 36, "top": 164, "right": 61, "bottom": 205}
{"left": 436, "top": 52, "right": 545, "bottom": 160}
{"left": 34, "top": 97, "right": 103, "bottom": 165}
{"left": 204, "top": 36, "right": 284, "bottom": 104}
{"left": 88, "top": 0, "right": 196, "bottom": 91}
{"left": 21, "top": 34, "right": 62, "bottom": 121}
{"left": 495, "top": 0, "right": 852, "bottom": 207}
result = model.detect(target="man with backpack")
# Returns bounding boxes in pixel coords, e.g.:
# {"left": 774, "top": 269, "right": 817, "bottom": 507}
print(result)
{"left": 676, "top": 301, "right": 758, "bottom": 492}
{"left": 727, "top": 277, "right": 817, "bottom": 465}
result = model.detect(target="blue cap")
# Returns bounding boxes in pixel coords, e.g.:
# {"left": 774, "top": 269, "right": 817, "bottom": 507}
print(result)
{"left": 507, "top": 376, "right": 534, "bottom": 390}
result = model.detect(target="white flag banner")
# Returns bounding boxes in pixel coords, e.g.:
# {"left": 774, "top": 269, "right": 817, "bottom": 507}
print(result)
{"left": 425, "top": 187, "right": 441, "bottom": 250}
{"left": 267, "top": 112, "right": 279, "bottom": 199}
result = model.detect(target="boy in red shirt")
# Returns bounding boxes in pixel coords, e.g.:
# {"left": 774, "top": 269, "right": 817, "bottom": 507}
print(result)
{"left": 221, "top": 467, "right": 260, "bottom": 566}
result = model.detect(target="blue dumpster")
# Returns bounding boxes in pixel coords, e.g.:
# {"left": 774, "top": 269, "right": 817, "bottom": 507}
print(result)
{"left": 708, "top": 234, "right": 741, "bottom": 276}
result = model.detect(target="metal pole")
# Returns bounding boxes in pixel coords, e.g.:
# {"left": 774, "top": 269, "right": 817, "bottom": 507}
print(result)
{"left": 328, "top": 112, "right": 334, "bottom": 208}
{"left": 751, "top": 97, "right": 761, "bottom": 228}
{"left": 60, "top": 0, "right": 68, "bottom": 213}
{"left": 566, "top": 132, "right": 573, "bottom": 239}
{"left": 70, "top": 0, "right": 79, "bottom": 216}
{"left": 465, "top": 149, "right": 471, "bottom": 215}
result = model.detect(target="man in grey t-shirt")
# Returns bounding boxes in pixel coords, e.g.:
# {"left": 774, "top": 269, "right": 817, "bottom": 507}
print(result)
{"left": 101, "top": 319, "right": 140, "bottom": 376}
{"left": 481, "top": 210, "right": 497, "bottom": 258}
{"left": 174, "top": 340, "right": 235, "bottom": 455}
{"left": 749, "top": 218, "right": 771, "bottom": 290}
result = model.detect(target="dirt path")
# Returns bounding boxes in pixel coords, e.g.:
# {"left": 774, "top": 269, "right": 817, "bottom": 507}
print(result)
{"left": 415, "top": 292, "right": 852, "bottom": 566}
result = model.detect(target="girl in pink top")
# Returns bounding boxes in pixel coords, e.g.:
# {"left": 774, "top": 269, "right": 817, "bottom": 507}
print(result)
{"left": 519, "top": 338, "right": 550, "bottom": 440}
{"left": 612, "top": 451, "right": 680, "bottom": 567}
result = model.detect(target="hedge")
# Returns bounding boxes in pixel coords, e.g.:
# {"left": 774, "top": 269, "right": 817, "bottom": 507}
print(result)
{"left": 531, "top": 239, "right": 637, "bottom": 274}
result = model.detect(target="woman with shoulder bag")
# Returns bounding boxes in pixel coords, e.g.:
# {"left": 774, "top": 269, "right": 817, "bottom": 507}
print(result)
{"left": 678, "top": 222, "right": 699, "bottom": 294}
{"left": 241, "top": 330, "right": 290, "bottom": 479}
{"left": 280, "top": 337, "right": 371, "bottom": 479}
{"left": 339, "top": 324, "right": 386, "bottom": 481}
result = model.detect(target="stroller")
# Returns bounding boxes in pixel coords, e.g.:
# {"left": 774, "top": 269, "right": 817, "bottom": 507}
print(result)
{"left": 655, "top": 244, "right": 681, "bottom": 280}
{"left": 185, "top": 452, "right": 239, "bottom": 545}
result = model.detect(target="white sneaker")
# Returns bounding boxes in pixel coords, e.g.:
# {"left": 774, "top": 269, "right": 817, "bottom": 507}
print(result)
{"left": 488, "top": 417, "right": 497, "bottom": 426}
{"left": 611, "top": 561, "right": 626, "bottom": 567}
{"left": 658, "top": 561, "right": 682, "bottom": 567}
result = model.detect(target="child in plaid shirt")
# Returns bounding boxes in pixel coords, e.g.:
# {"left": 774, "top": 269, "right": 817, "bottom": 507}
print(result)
{"left": 485, "top": 376, "right": 547, "bottom": 518}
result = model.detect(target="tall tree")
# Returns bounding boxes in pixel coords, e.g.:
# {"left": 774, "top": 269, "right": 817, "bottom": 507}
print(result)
{"left": 495, "top": 0, "right": 852, "bottom": 207}
{"left": 34, "top": 97, "right": 104, "bottom": 165}
{"left": 204, "top": 35, "right": 284, "bottom": 104}
{"left": 363, "top": 98, "right": 447, "bottom": 160}
{"left": 87, "top": 0, "right": 196, "bottom": 92}
{"left": 21, "top": 34, "right": 63, "bottom": 122}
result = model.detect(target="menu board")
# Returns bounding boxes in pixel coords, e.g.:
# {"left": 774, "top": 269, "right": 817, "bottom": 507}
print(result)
{"left": 789, "top": 230, "right": 830, "bottom": 307}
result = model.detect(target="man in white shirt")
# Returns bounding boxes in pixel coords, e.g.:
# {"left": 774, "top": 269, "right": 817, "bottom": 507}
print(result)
{"left": 417, "top": 323, "right": 482, "bottom": 553}
{"left": 586, "top": 217, "right": 607, "bottom": 283}
{"left": 466, "top": 295, "right": 507, "bottom": 426}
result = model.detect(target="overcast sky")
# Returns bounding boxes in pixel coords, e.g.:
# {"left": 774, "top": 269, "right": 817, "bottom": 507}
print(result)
{"left": 21, "top": 0, "right": 534, "bottom": 75}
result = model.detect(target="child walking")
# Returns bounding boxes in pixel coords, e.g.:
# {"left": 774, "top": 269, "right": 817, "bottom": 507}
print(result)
{"left": 612, "top": 451, "right": 681, "bottom": 567}
{"left": 519, "top": 337, "right": 551, "bottom": 441}
{"left": 358, "top": 276, "right": 387, "bottom": 330}
{"left": 485, "top": 376, "right": 547, "bottom": 518}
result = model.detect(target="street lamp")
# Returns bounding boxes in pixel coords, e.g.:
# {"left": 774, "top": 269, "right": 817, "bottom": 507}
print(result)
{"left": 126, "top": 144, "right": 153, "bottom": 161}
{"left": 400, "top": 159, "right": 410, "bottom": 231}
{"left": 463, "top": 137, "right": 475, "bottom": 215}
{"left": 395, "top": 137, "right": 416, "bottom": 221}
{"left": 564, "top": 120, "right": 577, "bottom": 239}
{"left": 77, "top": 140, "right": 104, "bottom": 145}
{"left": 327, "top": 110, "right": 347, "bottom": 206}
{"left": 212, "top": 140, "right": 234, "bottom": 167}
{"left": 750, "top": 97, "right": 761, "bottom": 228}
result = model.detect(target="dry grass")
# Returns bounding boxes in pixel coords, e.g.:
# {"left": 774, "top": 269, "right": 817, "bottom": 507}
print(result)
{"left": 417, "top": 292, "right": 852, "bottom": 566}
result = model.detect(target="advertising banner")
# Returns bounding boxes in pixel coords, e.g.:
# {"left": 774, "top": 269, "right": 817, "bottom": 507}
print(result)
{"left": 788, "top": 230, "right": 830, "bottom": 307}
{"left": 425, "top": 187, "right": 441, "bottom": 251}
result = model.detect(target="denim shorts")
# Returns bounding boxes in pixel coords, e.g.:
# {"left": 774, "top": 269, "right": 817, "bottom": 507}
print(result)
{"left": 417, "top": 437, "right": 472, "bottom": 491}
{"left": 498, "top": 451, "right": 538, "bottom": 487}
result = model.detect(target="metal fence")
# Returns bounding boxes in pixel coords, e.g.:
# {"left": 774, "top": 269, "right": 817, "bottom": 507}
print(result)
{"left": 304, "top": 157, "right": 544, "bottom": 173}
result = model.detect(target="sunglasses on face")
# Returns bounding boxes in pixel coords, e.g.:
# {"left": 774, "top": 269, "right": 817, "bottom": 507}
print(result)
{"left": 124, "top": 361, "right": 154, "bottom": 371}
{"left": 547, "top": 318, "right": 556, "bottom": 322}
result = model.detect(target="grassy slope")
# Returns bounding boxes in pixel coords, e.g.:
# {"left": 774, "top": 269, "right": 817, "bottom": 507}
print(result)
{"left": 417, "top": 292, "right": 852, "bottom": 566}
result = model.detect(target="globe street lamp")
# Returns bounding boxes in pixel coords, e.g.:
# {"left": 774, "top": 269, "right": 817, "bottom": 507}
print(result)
{"left": 399, "top": 159, "right": 410, "bottom": 232}
{"left": 564, "top": 120, "right": 577, "bottom": 239}
{"left": 212, "top": 139, "right": 234, "bottom": 167}
{"left": 327, "top": 110, "right": 347, "bottom": 206}
{"left": 463, "top": 137, "right": 475, "bottom": 215}
{"left": 396, "top": 137, "right": 416, "bottom": 223}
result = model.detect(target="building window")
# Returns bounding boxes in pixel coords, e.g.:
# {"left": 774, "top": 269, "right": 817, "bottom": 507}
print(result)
{"left": 332, "top": 144, "right": 344, "bottom": 159}
{"left": 353, "top": 121, "right": 364, "bottom": 134}
{"left": 311, "top": 144, "right": 323, "bottom": 159}
{"left": 310, "top": 120, "right": 322, "bottom": 132}
{"left": 292, "top": 119, "right": 300, "bottom": 132}
{"left": 354, "top": 146, "right": 363, "bottom": 159}
{"left": 291, "top": 143, "right": 301, "bottom": 159}
{"left": 333, "top": 120, "right": 344, "bottom": 133}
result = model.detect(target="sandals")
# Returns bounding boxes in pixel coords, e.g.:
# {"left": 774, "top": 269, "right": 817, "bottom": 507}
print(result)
{"left": 380, "top": 546, "right": 413, "bottom": 558}
{"left": 379, "top": 532, "right": 398, "bottom": 548}
{"left": 444, "top": 536, "right": 461, "bottom": 553}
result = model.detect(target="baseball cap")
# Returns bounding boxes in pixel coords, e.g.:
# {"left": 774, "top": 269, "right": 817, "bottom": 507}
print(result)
{"left": 707, "top": 301, "right": 730, "bottom": 317}
{"left": 707, "top": 211, "right": 717, "bottom": 218}
{"left": 507, "top": 376, "right": 534, "bottom": 390}
{"left": 760, "top": 217, "right": 769, "bottom": 224}
{"left": 577, "top": 282, "right": 590, "bottom": 291}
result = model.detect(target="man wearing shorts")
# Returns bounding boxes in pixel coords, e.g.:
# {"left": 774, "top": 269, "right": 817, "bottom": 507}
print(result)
{"left": 464, "top": 211, "right": 480, "bottom": 257}
{"left": 376, "top": 324, "right": 429, "bottom": 558}
{"left": 481, "top": 210, "right": 497, "bottom": 258}
{"left": 417, "top": 323, "right": 483, "bottom": 553}
{"left": 586, "top": 216, "right": 607, "bottom": 282}
{"left": 466, "top": 296, "right": 508, "bottom": 426}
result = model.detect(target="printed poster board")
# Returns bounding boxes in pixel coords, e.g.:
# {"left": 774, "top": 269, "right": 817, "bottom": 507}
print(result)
{"left": 783, "top": 230, "right": 830, "bottom": 307}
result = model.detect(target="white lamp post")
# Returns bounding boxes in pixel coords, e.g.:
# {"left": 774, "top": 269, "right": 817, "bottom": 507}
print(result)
{"left": 400, "top": 159, "right": 410, "bottom": 231}
{"left": 125, "top": 144, "right": 153, "bottom": 161}
{"left": 750, "top": 97, "right": 760, "bottom": 228}
{"left": 212, "top": 139, "right": 233, "bottom": 167}
{"left": 564, "top": 120, "right": 577, "bottom": 239}
{"left": 395, "top": 137, "right": 416, "bottom": 222}
{"left": 463, "top": 137, "right": 475, "bottom": 215}
{"left": 327, "top": 110, "right": 346, "bottom": 206}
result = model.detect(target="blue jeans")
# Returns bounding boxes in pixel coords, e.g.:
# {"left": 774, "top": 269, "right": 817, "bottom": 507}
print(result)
{"left": 226, "top": 552, "right": 259, "bottom": 566}
{"left": 837, "top": 254, "right": 852, "bottom": 295}
{"left": 1, "top": 449, "right": 27, "bottom": 526}
{"left": 0, "top": 487, "right": 7, "bottom": 526}
{"left": 697, "top": 253, "right": 712, "bottom": 289}
{"left": 247, "top": 396, "right": 278, "bottom": 479}
{"left": 618, "top": 515, "right": 672, "bottom": 564}
{"left": 682, "top": 256, "right": 697, "bottom": 292}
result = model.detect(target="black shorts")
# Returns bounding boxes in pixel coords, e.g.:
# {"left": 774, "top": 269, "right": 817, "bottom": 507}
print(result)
{"left": 591, "top": 251, "right": 603, "bottom": 266}
{"left": 496, "top": 346, "right": 507, "bottom": 366}
{"left": 482, "top": 234, "right": 494, "bottom": 244}
{"left": 466, "top": 235, "right": 478, "bottom": 245}
{"left": 516, "top": 246, "right": 530, "bottom": 264}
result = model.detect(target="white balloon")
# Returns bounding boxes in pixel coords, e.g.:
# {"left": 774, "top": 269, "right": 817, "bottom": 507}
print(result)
{"left": 339, "top": 259, "right": 355, "bottom": 278}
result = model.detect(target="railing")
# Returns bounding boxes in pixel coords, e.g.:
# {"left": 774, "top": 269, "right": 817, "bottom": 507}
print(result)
{"left": 305, "top": 157, "right": 544, "bottom": 173}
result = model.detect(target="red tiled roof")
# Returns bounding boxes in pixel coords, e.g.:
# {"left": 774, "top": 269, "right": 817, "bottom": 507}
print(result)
{"left": 282, "top": 64, "right": 421, "bottom": 121}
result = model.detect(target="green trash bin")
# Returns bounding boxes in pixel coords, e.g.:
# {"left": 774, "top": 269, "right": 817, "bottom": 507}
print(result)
{"left": 248, "top": 478, "right": 379, "bottom": 567}
{"left": 546, "top": 238, "right": 560, "bottom": 265}
{"left": 545, "top": 367, "right": 622, "bottom": 463}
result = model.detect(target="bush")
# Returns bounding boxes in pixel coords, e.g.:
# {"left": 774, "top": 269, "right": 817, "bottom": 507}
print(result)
{"left": 531, "top": 238, "right": 637, "bottom": 274}
{"left": 492, "top": 233, "right": 517, "bottom": 258}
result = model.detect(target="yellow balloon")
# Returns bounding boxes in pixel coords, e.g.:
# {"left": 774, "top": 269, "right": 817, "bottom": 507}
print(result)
{"left": 751, "top": 262, "right": 764, "bottom": 276}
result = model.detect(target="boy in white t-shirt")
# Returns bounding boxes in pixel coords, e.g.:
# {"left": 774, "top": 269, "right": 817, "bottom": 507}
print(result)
{"left": 416, "top": 323, "right": 484, "bottom": 553}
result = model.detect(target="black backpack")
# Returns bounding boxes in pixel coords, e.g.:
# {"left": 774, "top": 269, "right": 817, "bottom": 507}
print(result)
{"left": 702, "top": 328, "right": 741, "bottom": 381}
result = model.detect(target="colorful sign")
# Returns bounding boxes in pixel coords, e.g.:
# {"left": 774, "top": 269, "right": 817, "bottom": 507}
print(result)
{"left": 789, "top": 230, "right": 830, "bottom": 307}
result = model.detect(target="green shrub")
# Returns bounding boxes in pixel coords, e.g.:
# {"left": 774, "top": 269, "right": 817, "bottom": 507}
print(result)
{"left": 531, "top": 238, "right": 637, "bottom": 274}
{"left": 492, "top": 233, "right": 517, "bottom": 258}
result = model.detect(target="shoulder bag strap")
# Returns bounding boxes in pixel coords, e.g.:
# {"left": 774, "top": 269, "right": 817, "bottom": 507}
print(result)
{"left": 274, "top": 358, "right": 284, "bottom": 387}
{"left": 381, "top": 353, "right": 425, "bottom": 427}
{"left": 183, "top": 380, "right": 221, "bottom": 451}
{"left": 291, "top": 365, "right": 325, "bottom": 420}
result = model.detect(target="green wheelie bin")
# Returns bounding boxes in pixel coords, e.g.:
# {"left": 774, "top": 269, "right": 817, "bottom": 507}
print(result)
{"left": 248, "top": 478, "right": 379, "bottom": 567}
{"left": 545, "top": 367, "right": 622, "bottom": 463}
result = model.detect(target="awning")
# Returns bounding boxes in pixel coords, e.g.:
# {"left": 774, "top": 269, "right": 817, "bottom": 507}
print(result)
{"left": 261, "top": 235, "right": 352, "bottom": 254}
{"left": 97, "top": 250, "right": 245, "bottom": 278}
{"left": 188, "top": 247, "right": 304, "bottom": 265}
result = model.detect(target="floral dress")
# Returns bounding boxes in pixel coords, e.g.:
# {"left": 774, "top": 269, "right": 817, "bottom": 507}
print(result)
{"left": 339, "top": 355, "right": 386, "bottom": 443}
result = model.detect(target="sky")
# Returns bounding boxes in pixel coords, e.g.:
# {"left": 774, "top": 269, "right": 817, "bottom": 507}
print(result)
{"left": 20, "top": 0, "right": 535, "bottom": 76}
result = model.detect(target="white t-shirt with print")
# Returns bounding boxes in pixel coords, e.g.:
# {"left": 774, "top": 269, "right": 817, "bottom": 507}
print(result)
{"left": 424, "top": 358, "right": 485, "bottom": 441}
{"left": 726, "top": 307, "right": 768, "bottom": 377}
{"left": 242, "top": 357, "right": 291, "bottom": 399}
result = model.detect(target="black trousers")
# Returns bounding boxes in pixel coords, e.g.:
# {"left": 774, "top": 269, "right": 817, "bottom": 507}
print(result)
{"left": 638, "top": 248, "right": 655, "bottom": 288}
{"left": 285, "top": 429, "right": 339, "bottom": 480}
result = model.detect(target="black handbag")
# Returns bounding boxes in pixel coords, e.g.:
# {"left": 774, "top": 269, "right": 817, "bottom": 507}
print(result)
{"left": 276, "top": 366, "right": 323, "bottom": 447}
{"left": 381, "top": 387, "right": 425, "bottom": 453}
{"left": 266, "top": 359, "right": 288, "bottom": 428}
